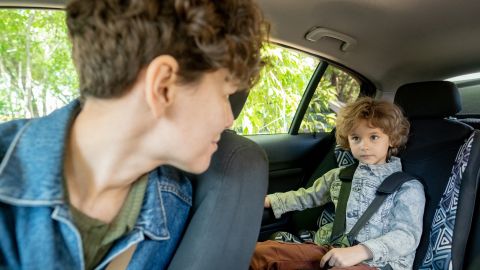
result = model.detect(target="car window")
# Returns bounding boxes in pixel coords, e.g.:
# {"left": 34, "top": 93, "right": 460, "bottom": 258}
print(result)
{"left": 447, "top": 72, "right": 480, "bottom": 116}
{"left": 0, "top": 9, "right": 78, "bottom": 122}
{"left": 232, "top": 44, "right": 320, "bottom": 135}
{"left": 299, "top": 65, "right": 360, "bottom": 133}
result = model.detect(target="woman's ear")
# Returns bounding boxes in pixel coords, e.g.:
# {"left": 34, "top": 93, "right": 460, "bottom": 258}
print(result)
{"left": 145, "top": 55, "right": 179, "bottom": 118}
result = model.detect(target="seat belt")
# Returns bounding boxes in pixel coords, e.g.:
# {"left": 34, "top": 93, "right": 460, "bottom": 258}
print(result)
{"left": 330, "top": 165, "right": 416, "bottom": 242}
{"left": 330, "top": 163, "right": 358, "bottom": 240}
{"left": 348, "top": 171, "right": 416, "bottom": 238}
{"left": 106, "top": 244, "right": 137, "bottom": 270}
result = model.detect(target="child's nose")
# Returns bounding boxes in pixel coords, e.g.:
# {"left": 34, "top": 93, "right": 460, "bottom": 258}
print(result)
{"left": 360, "top": 140, "right": 369, "bottom": 150}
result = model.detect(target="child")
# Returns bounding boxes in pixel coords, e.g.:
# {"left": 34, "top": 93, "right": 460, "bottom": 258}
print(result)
{"left": 250, "top": 97, "right": 425, "bottom": 270}
{"left": 0, "top": 0, "right": 267, "bottom": 269}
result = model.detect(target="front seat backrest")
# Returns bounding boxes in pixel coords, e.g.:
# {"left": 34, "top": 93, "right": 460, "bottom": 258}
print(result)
{"left": 167, "top": 90, "right": 269, "bottom": 270}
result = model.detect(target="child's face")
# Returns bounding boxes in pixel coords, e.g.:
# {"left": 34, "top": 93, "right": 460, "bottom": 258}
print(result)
{"left": 347, "top": 119, "right": 391, "bottom": 165}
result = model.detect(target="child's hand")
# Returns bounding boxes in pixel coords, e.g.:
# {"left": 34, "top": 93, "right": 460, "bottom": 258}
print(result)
{"left": 319, "top": 245, "right": 373, "bottom": 268}
{"left": 264, "top": 196, "right": 271, "bottom": 208}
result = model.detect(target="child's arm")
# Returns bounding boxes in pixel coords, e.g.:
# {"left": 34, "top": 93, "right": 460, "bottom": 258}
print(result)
{"left": 266, "top": 168, "right": 339, "bottom": 219}
{"left": 360, "top": 180, "right": 426, "bottom": 266}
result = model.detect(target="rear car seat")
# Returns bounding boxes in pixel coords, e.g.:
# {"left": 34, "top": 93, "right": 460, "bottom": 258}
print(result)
{"left": 261, "top": 81, "right": 479, "bottom": 269}
{"left": 394, "top": 81, "right": 480, "bottom": 270}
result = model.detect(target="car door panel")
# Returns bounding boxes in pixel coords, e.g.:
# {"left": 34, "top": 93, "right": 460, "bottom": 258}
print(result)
{"left": 248, "top": 132, "right": 334, "bottom": 237}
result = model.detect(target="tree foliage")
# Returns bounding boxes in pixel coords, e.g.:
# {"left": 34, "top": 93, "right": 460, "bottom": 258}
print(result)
{"left": 232, "top": 45, "right": 319, "bottom": 134}
{"left": 299, "top": 66, "right": 360, "bottom": 133}
{"left": 0, "top": 10, "right": 359, "bottom": 134}
{"left": 233, "top": 46, "right": 360, "bottom": 135}
{"left": 0, "top": 10, "right": 78, "bottom": 121}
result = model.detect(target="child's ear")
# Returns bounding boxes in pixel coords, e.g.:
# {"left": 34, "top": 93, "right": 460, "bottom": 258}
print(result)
{"left": 144, "top": 55, "right": 179, "bottom": 118}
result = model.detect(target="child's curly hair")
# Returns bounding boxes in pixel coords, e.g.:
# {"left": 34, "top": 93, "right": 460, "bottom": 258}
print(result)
{"left": 66, "top": 0, "right": 269, "bottom": 98}
{"left": 335, "top": 97, "right": 410, "bottom": 157}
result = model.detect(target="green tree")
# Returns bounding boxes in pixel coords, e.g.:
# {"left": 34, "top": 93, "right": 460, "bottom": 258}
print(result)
{"left": 0, "top": 10, "right": 78, "bottom": 121}
{"left": 233, "top": 45, "right": 319, "bottom": 134}
{"left": 0, "top": 10, "right": 359, "bottom": 134}
{"left": 233, "top": 45, "right": 360, "bottom": 135}
{"left": 299, "top": 66, "right": 360, "bottom": 133}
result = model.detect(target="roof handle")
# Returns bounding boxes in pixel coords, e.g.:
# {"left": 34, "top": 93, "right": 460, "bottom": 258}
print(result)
{"left": 305, "top": 27, "right": 357, "bottom": 52}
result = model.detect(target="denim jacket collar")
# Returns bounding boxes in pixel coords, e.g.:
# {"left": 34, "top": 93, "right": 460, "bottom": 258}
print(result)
{"left": 0, "top": 99, "right": 192, "bottom": 240}
{"left": 357, "top": 156, "right": 402, "bottom": 177}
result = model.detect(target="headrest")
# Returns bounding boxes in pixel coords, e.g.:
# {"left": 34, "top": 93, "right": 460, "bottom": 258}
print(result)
{"left": 394, "top": 81, "right": 462, "bottom": 118}
{"left": 229, "top": 90, "right": 249, "bottom": 119}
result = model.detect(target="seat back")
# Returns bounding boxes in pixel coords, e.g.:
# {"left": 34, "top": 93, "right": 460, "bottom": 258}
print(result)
{"left": 168, "top": 91, "right": 269, "bottom": 270}
{"left": 460, "top": 131, "right": 480, "bottom": 270}
{"left": 394, "top": 81, "right": 477, "bottom": 270}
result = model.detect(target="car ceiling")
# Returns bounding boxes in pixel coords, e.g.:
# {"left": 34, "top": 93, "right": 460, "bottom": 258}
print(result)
{"left": 258, "top": 0, "right": 480, "bottom": 94}
{"left": 3, "top": 0, "right": 480, "bottom": 96}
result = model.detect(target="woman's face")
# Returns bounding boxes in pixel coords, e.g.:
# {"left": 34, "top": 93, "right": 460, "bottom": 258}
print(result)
{"left": 159, "top": 69, "right": 237, "bottom": 173}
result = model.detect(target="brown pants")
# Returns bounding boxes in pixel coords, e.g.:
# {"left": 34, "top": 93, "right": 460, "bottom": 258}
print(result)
{"left": 249, "top": 240, "right": 376, "bottom": 270}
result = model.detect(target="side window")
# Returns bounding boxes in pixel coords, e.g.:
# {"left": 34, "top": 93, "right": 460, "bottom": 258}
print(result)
{"left": 0, "top": 10, "right": 78, "bottom": 122}
{"left": 299, "top": 65, "right": 360, "bottom": 133}
{"left": 232, "top": 44, "right": 320, "bottom": 135}
{"left": 447, "top": 72, "right": 480, "bottom": 116}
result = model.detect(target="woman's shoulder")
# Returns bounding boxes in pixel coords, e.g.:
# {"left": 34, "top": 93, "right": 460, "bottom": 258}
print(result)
{"left": 0, "top": 119, "right": 31, "bottom": 158}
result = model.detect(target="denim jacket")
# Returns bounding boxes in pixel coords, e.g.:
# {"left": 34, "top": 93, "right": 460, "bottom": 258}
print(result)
{"left": 0, "top": 100, "right": 192, "bottom": 270}
{"left": 268, "top": 157, "right": 425, "bottom": 270}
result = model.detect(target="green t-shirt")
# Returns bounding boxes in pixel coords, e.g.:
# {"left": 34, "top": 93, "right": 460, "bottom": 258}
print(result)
{"left": 69, "top": 175, "right": 148, "bottom": 270}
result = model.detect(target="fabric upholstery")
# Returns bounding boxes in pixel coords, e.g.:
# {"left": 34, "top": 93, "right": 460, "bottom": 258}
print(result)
{"left": 394, "top": 81, "right": 477, "bottom": 270}
{"left": 334, "top": 145, "right": 356, "bottom": 167}
{"left": 168, "top": 130, "right": 268, "bottom": 270}
{"left": 419, "top": 132, "right": 475, "bottom": 269}
{"left": 395, "top": 81, "right": 462, "bottom": 118}
{"left": 459, "top": 131, "right": 480, "bottom": 269}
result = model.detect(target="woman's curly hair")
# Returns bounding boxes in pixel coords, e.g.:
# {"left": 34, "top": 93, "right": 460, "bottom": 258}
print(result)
{"left": 66, "top": 0, "right": 269, "bottom": 98}
{"left": 335, "top": 97, "right": 410, "bottom": 157}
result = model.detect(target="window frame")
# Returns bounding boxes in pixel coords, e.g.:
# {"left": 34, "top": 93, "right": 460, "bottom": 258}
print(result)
{"left": 287, "top": 57, "right": 375, "bottom": 135}
{"left": 237, "top": 42, "right": 375, "bottom": 137}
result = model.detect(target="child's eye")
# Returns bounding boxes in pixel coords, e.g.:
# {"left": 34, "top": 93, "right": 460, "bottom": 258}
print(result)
{"left": 350, "top": 136, "right": 359, "bottom": 142}
{"left": 371, "top": 135, "right": 379, "bottom": 140}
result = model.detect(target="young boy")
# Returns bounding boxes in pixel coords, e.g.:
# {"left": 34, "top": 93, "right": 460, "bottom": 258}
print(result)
{"left": 0, "top": 0, "right": 267, "bottom": 269}
{"left": 251, "top": 97, "right": 425, "bottom": 270}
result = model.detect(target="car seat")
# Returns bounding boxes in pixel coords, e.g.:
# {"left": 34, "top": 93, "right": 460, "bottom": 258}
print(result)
{"left": 394, "top": 81, "right": 480, "bottom": 270}
{"left": 266, "top": 81, "right": 480, "bottom": 269}
{"left": 167, "top": 91, "right": 269, "bottom": 270}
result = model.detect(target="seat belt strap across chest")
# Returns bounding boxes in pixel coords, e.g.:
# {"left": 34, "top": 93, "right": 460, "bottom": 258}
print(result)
{"left": 330, "top": 164, "right": 416, "bottom": 241}
{"left": 330, "top": 163, "right": 357, "bottom": 240}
